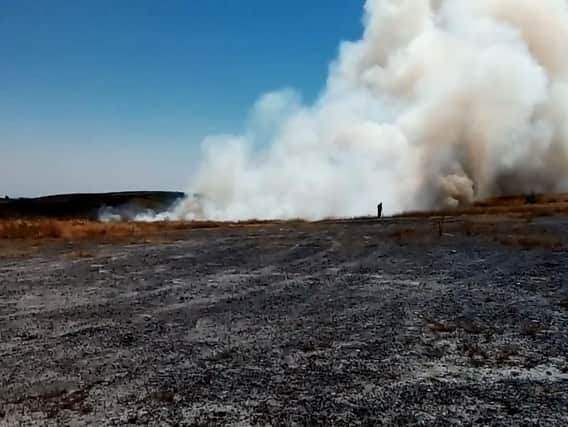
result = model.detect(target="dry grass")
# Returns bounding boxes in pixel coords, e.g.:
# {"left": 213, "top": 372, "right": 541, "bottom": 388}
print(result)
{"left": 385, "top": 214, "right": 564, "bottom": 250}
{"left": 456, "top": 218, "right": 562, "bottom": 249}
{"left": 0, "top": 241, "right": 43, "bottom": 257}
{"left": 395, "top": 193, "right": 568, "bottom": 219}
{"left": 389, "top": 228, "right": 429, "bottom": 243}
{"left": 389, "top": 228, "right": 418, "bottom": 240}
{"left": 493, "top": 234, "right": 563, "bottom": 250}
{"left": 457, "top": 221, "right": 563, "bottom": 249}
{"left": 65, "top": 249, "right": 96, "bottom": 259}
{"left": 0, "top": 219, "right": 185, "bottom": 240}
{"left": 0, "top": 218, "right": 308, "bottom": 241}
{"left": 397, "top": 202, "right": 568, "bottom": 219}
{"left": 426, "top": 319, "right": 457, "bottom": 333}
{"left": 389, "top": 193, "right": 568, "bottom": 249}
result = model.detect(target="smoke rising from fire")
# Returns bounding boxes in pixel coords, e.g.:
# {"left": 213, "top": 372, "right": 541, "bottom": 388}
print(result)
{"left": 163, "top": 0, "right": 568, "bottom": 221}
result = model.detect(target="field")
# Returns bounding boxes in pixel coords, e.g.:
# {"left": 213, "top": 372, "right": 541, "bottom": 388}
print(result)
{"left": 1, "top": 196, "right": 568, "bottom": 425}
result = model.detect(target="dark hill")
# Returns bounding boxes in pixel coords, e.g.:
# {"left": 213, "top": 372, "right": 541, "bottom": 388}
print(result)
{"left": 0, "top": 191, "right": 185, "bottom": 220}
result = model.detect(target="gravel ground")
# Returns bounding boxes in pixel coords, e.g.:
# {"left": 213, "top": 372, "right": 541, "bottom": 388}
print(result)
{"left": 1, "top": 218, "right": 568, "bottom": 426}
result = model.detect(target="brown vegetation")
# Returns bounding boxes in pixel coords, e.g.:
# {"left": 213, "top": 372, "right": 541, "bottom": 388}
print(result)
{"left": 396, "top": 193, "right": 568, "bottom": 219}
{"left": 0, "top": 219, "right": 188, "bottom": 240}
{"left": 385, "top": 215, "right": 563, "bottom": 250}
{"left": 0, "top": 218, "right": 307, "bottom": 241}
{"left": 493, "top": 234, "right": 563, "bottom": 250}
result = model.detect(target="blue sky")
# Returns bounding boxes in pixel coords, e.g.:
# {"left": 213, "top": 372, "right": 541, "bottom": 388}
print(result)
{"left": 0, "top": 1, "right": 364, "bottom": 196}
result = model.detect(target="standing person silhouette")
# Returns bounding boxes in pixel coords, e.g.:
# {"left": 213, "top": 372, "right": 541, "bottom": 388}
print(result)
{"left": 377, "top": 203, "right": 383, "bottom": 218}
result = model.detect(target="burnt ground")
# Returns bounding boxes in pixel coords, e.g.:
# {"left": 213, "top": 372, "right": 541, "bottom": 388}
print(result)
{"left": 1, "top": 217, "right": 568, "bottom": 426}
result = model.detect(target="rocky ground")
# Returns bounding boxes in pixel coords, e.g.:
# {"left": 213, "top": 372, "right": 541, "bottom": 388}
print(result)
{"left": 1, "top": 217, "right": 568, "bottom": 426}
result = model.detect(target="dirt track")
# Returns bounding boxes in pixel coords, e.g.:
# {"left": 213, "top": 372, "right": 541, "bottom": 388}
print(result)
{"left": 1, "top": 218, "right": 568, "bottom": 426}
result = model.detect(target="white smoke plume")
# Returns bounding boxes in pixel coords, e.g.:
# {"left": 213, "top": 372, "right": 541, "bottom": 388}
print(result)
{"left": 163, "top": 0, "right": 568, "bottom": 221}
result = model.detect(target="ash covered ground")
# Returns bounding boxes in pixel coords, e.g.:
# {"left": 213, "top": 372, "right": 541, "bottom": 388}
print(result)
{"left": 1, "top": 217, "right": 568, "bottom": 426}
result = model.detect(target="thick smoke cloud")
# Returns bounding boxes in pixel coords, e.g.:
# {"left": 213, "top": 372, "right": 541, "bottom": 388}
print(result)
{"left": 161, "top": 0, "right": 568, "bottom": 221}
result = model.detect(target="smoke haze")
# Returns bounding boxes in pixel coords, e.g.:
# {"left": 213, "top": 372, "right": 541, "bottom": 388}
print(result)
{"left": 163, "top": 0, "right": 568, "bottom": 221}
